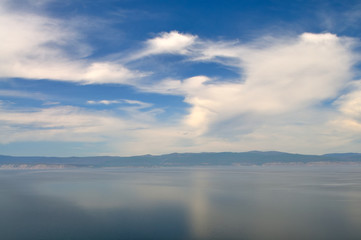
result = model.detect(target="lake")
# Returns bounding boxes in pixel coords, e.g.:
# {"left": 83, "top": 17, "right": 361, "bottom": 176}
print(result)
{"left": 1, "top": 165, "right": 360, "bottom": 240}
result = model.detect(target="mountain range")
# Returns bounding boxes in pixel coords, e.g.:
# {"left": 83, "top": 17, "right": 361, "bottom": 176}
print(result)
{"left": 1, "top": 151, "right": 361, "bottom": 168}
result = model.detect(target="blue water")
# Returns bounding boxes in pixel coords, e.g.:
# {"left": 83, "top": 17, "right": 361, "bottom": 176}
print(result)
{"left": 1, "top": 166, "right": 360, "bottom": 240}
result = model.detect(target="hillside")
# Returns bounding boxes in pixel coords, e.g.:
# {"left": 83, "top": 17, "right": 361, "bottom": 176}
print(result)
{"left": 1, "top": 151, "right": 361, "bottom": 168}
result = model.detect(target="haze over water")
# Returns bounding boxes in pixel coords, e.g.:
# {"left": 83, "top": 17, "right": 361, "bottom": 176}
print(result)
{"left": 1, "top": 166, "right": 361, "bottom": 240}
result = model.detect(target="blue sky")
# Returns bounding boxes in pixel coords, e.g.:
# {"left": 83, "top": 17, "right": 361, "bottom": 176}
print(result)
{"left": 1, "top": 0, "right": 361, "bottom": 156}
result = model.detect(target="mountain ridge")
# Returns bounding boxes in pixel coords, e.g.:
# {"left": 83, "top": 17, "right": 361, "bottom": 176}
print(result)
{"left": 1, "top": 151, "right": 361, "bottom": 168}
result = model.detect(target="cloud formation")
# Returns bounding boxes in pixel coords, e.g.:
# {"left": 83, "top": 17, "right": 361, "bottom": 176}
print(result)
{"left": 87, "top": 99, "right": 153, "bottom": 109}
{"left": 128, "top": 31, "right": 361, "bottom": 153}
{"left": 0, "top": 103, "right": 155, "bottom": 151}
{"left": 137, "top": 33, "right": 357, "bottom": 131}
{"left": 0, "top": 1, "right": 142, "bottom": 84}
{"left": 1, "top": 0, "right": 361, "bottom": 156}
{"left": 130, "top": 31, "right": 197, "bottom": 60}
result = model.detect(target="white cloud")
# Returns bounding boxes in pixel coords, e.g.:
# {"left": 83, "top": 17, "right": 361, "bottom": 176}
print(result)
{"left": 0, "top": 104, "right": 144, "bottom": 145}
{"left": 146, "top": 31, "right": 196, "bottom": 54}
{"left": 87, "top": 100, "right": 121, "bottom": 105}
{"left": 0, "top": 1, "right": 142, "bottom": 84}
{"left": 129, "top": 31, "right": 197, "bottom": 61}
{"left": 2, "top": 11, "right": 361, "bottom": 155}
{"left": 0, "top": 89, "right": 47, "bottom": 100}
{"left": 148, "top": 33, "right": 357, "bottom": 132}
{"left": 330, "top": 80, "right": 361, "bottom": 137}
{"left": 129, "top": 32, "right": 361, "bottom": 154}
{"left": 121, "top": 99, "right": 153, "bottom": 109}
{"left": 87, "top": 99, "right": 152, "bottom": 109}
{"left": 0, "top": 99, "right": 163, "bottom": 154}
{"left": 336, "top": 81, "right": 361, "bottom": 119}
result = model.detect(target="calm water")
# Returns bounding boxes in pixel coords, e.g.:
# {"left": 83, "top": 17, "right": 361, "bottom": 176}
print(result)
{"left": 0, "top": 166, "right": 360, "bottom": 240}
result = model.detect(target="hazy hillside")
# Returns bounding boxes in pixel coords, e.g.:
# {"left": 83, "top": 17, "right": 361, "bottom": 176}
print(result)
{"left": 1, "top": 151, "right": 361, "bottom": 168}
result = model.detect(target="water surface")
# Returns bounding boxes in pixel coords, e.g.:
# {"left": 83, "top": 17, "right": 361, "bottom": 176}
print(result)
{"left": 1, "top": 166, "right": 360, "bottom": 239}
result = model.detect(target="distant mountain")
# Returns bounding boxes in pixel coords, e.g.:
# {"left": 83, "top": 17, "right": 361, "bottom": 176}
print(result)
{"left": 1, "top": 151, "right": 361, "bottom": 168}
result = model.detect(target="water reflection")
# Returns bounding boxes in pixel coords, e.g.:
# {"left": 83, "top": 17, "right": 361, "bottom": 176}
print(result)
{"left": 189, "top": 170, "right": 211, "bottom": 239}
{"left": 0, "top": 166, "right": 360, "bottom": 240}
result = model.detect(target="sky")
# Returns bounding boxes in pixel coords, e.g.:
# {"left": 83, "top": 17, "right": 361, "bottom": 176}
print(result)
{"left": 1, "top": 0, "right": 361, "bottom": 156}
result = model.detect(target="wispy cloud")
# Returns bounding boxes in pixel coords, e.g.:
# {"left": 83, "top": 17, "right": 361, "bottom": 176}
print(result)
{"left": 0, "top": 104, "right": 140, "bottom": 145}
{"left": 87, "top": 100, "right": 121, "bottom": 105}
{"left": 0, "top": 89, "right": 47, "bottom": 100}
{"left": 87, "top": 99, "right": 153, "bottom": 109}
{"left": 0, "top": 1, "right": 144, "bottom": 84}
{"left": 331, "top": 80, "right": 361, "bottom": 136}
